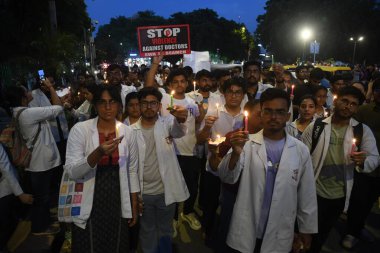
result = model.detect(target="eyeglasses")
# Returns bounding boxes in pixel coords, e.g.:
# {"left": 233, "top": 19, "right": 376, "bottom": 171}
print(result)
{"left": 337, "top": 98, "right": 358, "bottom": 108}
{"left": 140, "top": 101, "right": 159, "bottom": 108}
{"left": 225, "top": 90, "right": 244, "bottom": 97}
{"left": 97, "top": 99, "right": 118, "bottom": 107}
{"left": 261, "top": 108, "right": 288, "bottom": 117}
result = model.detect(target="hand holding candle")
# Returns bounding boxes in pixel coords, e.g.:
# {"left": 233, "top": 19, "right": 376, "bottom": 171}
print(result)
{"left": 208, "top": 134, "right": 226, "bottom": 146}
{"left": 351, "top": 138, "right": 357, "bottom": 154}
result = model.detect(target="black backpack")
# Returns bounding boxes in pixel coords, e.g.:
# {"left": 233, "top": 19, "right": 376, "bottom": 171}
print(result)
{"left": 310, "top": 117, "right": 363, "bottom": 154}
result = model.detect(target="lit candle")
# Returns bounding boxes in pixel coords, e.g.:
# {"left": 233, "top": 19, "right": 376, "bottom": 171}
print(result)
{"left": 291, "top": 85, "right": 295, "bottom": 96}
{"left": 78, "top": 92, "right": 81, "bottom": 96}
{"left": 351, "top": 138, "right": 357, "bottom": 154}
{"left": 324, "top": 111, "right": 329, "bottom": 118}
{"left": 333, "top": 95, "right": 337, "bottom": 101}
{"left": 170, "top": 90, "right": 175, "bottom": 108}
{"left": 216, "top": 134, "right": 221, "bottom": 143}
{"left": 215, "top": 103, "right": 219, "bottom": 117}
{"left": 244, "top": 111, "right": 249, "bottom": 131}
{"left": 193, "top": 81, "right": 196, "bottom": 92}
{"left": 116, "top": 122, "right": 122, "bottom": 138}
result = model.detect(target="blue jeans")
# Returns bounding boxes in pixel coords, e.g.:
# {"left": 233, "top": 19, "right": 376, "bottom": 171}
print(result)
{"left": 139, "top": 194, "right": 175, "bottom": 253}
{"left": 28, "top": 170, "right": 53, "bottom": 233}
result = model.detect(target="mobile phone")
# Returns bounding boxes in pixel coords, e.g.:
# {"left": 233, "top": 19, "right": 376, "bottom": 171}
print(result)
{"left": 113, "top": 135, "right": 124, "bottom": 142}
{"left": 38, "top": 69, "right": 45, "bottom": 81}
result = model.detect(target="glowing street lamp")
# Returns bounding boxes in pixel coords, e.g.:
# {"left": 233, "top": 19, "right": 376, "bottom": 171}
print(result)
{"left": 350, "top": 36, "right": 364, "bottom": 65}
{"left": 300, "top": 28, "right": 313, "bottom": 62}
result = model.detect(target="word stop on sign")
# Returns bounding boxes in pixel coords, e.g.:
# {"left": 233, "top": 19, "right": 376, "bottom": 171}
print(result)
{"left": 147, "top": 28, "right": 181, "bottom": 38}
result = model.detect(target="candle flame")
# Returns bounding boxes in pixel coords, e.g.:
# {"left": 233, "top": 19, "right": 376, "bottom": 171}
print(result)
{"left": 116, "top": 122, "right": 122, "bottom": 130}
{"left": 333, "top": 95, "right": 337, "bottom": 100}
{"left": 291, "top": 84, "right": 295, "bottom": 89}
{"left": 216, "top": 103, "right": 219, "bottom": 108}
{"left": 171, "top": 90, "right": 175, "bottom": 95}
{"left": 352, "top": 138, "right": 356, "bottom": 144}
{"left": 216, "top": 134, "right": 220, "bottom": 140}
{"left": 244, "top": 110, "right": 248, "bottom": 117}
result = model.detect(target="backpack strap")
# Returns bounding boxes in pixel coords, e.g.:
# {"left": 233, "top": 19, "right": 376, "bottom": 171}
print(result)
{"left": 310, "top": 118, "right": 326, "bottom": 154}
{"left": 14, "top": 108, "right": 41, "bottom": 151}
{"left": 353, "top": 123, "right": 363, "bottom": 152}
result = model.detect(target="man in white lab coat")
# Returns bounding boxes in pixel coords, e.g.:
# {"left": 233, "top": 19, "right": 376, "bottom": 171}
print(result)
{"left": 131, "top": 87, "right": 190, "bottom": 253}
{"left": 218, "top": 88, "right": 318, "bottom": 253}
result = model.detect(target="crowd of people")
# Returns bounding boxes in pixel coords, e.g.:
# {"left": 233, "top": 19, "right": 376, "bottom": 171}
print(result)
{"left": 0, "top": 57, "right": 379, "bottom": 253}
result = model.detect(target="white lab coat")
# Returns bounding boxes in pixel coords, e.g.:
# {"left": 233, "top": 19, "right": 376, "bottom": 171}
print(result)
{"left": 0, "top": 145, "right": 23, "bottom": 198}
{"left": 301, "top": 115, "right": 380, "bottom": 210}
{"left": 64, "top": 117, "right": 140, "bottom": 228}
{"left": 131, "top": 116, "right": 189, "bottom": 206}
{"left": 218, "top": 131, "right": 318, "bottom": 253}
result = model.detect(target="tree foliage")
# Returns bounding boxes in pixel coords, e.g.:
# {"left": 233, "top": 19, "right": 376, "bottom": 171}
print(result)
{"left": 0, "top": 0, "right": 91, "bottom": 80}
{"left": 255, "top": 0, "right": 380, "bottom": 63}
{"left": 95, "top": 9, "right": 256, "bottom": 64}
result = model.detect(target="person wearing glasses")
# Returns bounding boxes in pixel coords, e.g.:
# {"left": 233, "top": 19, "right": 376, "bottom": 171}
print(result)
{"left": 65, "top": 85, "right": 139, "bottom": 253}
{"left": 301, "top": 86, "right": 379, "bottom": 253}
{"left": 197, "top": 77, "right": 247, "bottom": 246}
{"left": 342, "top": 79, "right": 380, "bottom": 249}
{"left": 218, "top": 88, "right": 317, "bottom": 253}
{"left": 130, "top": 87, "right": 189, "bottom": 253}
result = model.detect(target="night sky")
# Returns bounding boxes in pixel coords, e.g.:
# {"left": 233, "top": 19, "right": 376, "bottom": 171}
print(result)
{"left": 85, "top": 0, "right": 267, "bottom": 33}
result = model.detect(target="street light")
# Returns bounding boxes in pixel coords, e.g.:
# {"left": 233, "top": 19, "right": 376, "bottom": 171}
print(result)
{"left": 300, "top": 28, "right": 313, "bottom": 62}
{"left": 350, "top": 36, "right": 364, "bottom": 65}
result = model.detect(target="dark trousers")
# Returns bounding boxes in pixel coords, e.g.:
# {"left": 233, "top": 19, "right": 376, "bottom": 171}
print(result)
{"left": 216, "top": 186, "right": 238, "bottom": 253}
{"left": 0, "top": 195, "right": 18, "bottom": 250}
{"left": 347, "top": 171, "right": 380, "bottom": 237}
{"left": 309, "top": 195, "right": 345, "bottom": 253}
{"left": 28, "top": 170, "right": 53, "bottom": 233}
{"left": 175, "top": 155, "right": 200, "bottom": 219}
{"left": 199, "top": 158, "right": 221, "bottom": 237}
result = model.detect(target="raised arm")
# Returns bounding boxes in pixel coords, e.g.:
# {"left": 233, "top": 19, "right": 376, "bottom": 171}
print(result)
{"left": 145, "top": 55, "right": 164, "bottom": 87}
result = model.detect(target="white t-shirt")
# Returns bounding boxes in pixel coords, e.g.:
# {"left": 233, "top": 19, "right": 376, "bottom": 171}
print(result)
{"left": 160, "top": 93, "right": 199, "bottom": 156}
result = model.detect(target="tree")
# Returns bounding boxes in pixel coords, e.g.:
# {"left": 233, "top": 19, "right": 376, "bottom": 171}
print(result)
{"left": 0, "top": 0, "right": 91, "bottom": 84}
{"left": 95, "top": 9, "right": 257, "bottom": 64}
{"left": 255, "top": 0, "right": 380, "bottom": 63}
{"left": 95, "top": 11, "right": 167, "bottom": 64}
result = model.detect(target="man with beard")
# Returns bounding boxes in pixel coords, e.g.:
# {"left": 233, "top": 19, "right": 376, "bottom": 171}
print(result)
{"left": 106, "top": 64, "right": 136, "bottom": 112}
{"left": 194, "top": 69, "right": 222, "bottom": 113}
{"left": 243, "top": 61, "right": 273, "bottom": 101}
{"left": 301, "top": 86, "right": 379, "bottom": 253}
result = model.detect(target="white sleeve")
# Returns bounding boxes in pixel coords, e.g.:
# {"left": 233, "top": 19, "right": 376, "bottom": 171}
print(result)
{"left": 127, "top": 129, "right": 140, "bottom": 193}
{"left": 64, "top": 124, "right": 95, "bottom": 180}
{"left": 0, "top": 145, "right": 23, "bottom": 196}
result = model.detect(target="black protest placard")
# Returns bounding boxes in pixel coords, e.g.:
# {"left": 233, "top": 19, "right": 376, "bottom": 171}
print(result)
{"left": 137, "top": 24, "right": 191, "bottom": 57}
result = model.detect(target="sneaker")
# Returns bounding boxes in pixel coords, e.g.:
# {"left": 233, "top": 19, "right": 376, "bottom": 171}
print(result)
{"left": 342, "top": 234, "right": 359, "bottom": 249}
{"left": 173, "top": 220, "right": 178, "bottom": 238}
{"left": 32, "top": 226, "right": 60, "bottom": 236}
{"left": 180, "top": 212, "right": 201, "bottom": 230}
